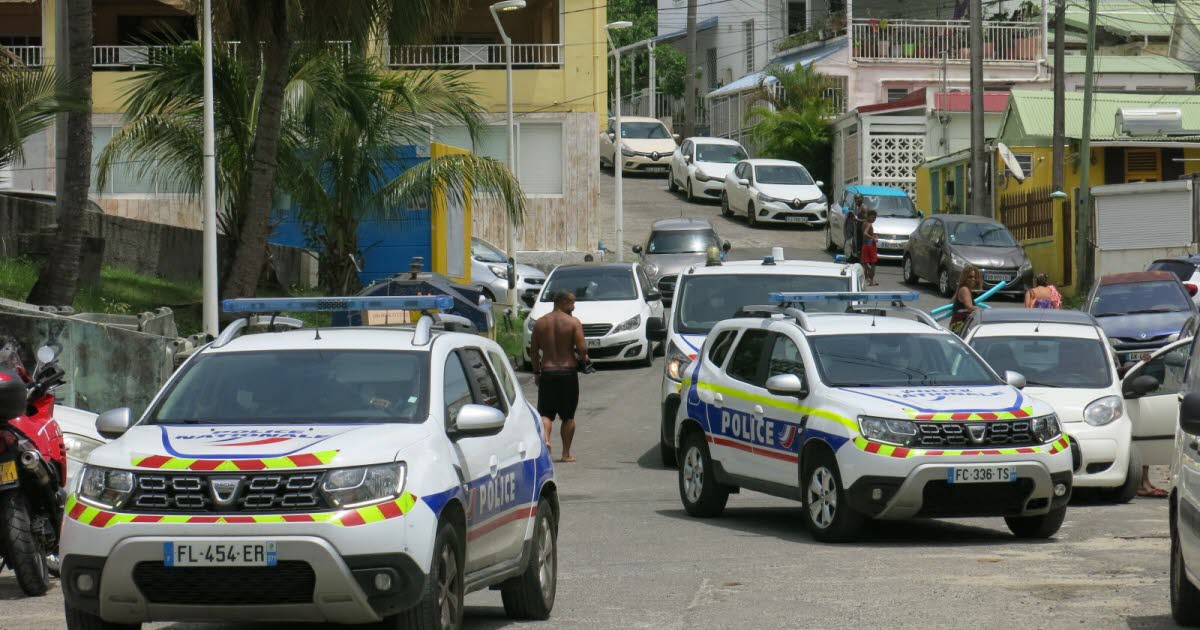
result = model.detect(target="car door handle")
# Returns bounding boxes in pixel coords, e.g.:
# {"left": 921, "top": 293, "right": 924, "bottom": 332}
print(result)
{"left": 753, "top": 405, "right": 764, "bottom": 418}
{"left": 489, "top": 455, "right": 499, "bottom": 476}
{"left": 518, "top": 441, "right": 528, "bottom": 457}
{"left": 713, "top": 393, "right": 724, "bottom": 404}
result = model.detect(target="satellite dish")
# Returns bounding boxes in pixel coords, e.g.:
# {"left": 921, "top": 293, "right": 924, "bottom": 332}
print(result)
{"left": 997, "top": 142, "right": 1026, "bottom": 182}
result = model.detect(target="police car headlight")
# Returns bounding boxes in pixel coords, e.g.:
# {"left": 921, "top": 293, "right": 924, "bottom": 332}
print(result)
{"left": 1082, "top": 396, "right": 1123, "bottom": 427}
{"left": 613, "top": 314, "right": 641, "bottom": 334}
{"left": 321, "top": 462, "right": 408, "bottom": 509}
{"left": 858, "top": 416, "right": 917, "bottom": 447}
{"left": 64, "top": 433, "right": 104, "bottom": 464}
{"left": 78, "top": 465, "right": 133, "bottom": 510}
{"left": 1031, "top": 414, "right": 1062, "bottom": 442}
{"left": 666, "top": 342, "right": 692, "bottom": 382}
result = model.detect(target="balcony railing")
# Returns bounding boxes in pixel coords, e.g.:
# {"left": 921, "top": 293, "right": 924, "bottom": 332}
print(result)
{"left": 851, "top": 18, "right": 1042, "bottom": 63}
{"left": 93, "top": 45, "right": 178, "bottom": 68}
{"left": 388, "top": 43, "right": 562, "bottom": 69}
{"left": 1, "top": 45, "right": 43, "bottom": 67}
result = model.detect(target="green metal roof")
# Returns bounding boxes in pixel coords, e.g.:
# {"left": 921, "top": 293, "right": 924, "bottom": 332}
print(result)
{"left": 1048, "top": 31, "right": 1088, "bottom": 45}
{"left": 1003, "top": 90, "right": 1200, "bottom": 142}
{"left": 1063, "top": 1, "right": 1175, "bottom": 38}
{"left": 1047, "top": 55, "right": 1199, "bottom": 74}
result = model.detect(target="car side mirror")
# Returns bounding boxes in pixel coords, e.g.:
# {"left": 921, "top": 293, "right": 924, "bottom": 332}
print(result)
{"left": 766, "top": 373, "right": 808, "bottom": 398}
{"left": 647, "top": 316, "right": 667, "bottom": 342}
{"left": 673, "top": 133, "right": 681, "bottom": 142}
{"left": 1004, "top": 370, "right": 1026, "bottom": 390}
{"left": 606, "top": 132, "right": 615, "bottom": 140}
{"left": 815, "top": 180, "right": 824, "bottom": 188}
{"left": 451, "top": 404, "right": 505, "bottom": 438}
{"left": 738, "top": 178, "right": 750, "bottom": 187}
{"left": 632, "top": 244, "right": 643, "bottom": 255}
{"left": 684, "top": 155, "right": 692, "bottom": 164}
{"left": 917, "top": 210, "right": 925, "bottom": 217}
{"left": 521, "top": 292, "right": 536, "bottom": 308}
{"left": 1124, "top": 374, "right": 1160, "bottom": 399}
{"left": 36, "top": 345, "right": 59, "bottom": 365}
{"left": 1181, "top": 393, "right": 1200, "bottom": 435}
{"left": 646, "top": 289, "right": 662, "bottom": 303}
{"left": 722, "top": 241, "right": 732, "bottom": 252}
{"left": 96, "top": 407, "right": 134, "bottom": 440}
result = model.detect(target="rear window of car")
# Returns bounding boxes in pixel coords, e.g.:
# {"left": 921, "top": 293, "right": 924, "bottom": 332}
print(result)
{"left": 1147, "top": 260, "right": 1197, "bottom": 282}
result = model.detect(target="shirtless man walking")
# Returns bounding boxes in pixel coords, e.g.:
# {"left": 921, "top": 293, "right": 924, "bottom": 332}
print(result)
{"left": 530, "top": 290, "right": 588, "bottom": 463}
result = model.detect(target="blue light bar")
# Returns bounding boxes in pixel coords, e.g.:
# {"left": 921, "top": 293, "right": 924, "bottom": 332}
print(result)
{"left": 769, "top": 291, "right": 921, "bottom": 304}
{"left": 222, "top": 295, "right": 455, "bottom": 314}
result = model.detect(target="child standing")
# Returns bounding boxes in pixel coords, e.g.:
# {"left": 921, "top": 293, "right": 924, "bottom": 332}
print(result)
{"left": 861, "top": 210, "right": 879, "bottom": 286}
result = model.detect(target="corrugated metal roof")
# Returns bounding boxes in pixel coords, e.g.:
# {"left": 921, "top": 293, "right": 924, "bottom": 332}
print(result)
{"left": 706, "top": 37, "right": 847, "bottom": 98}
{"left": 1007, "top": 89, "right": 1200, "bottom": 141}
{"left": 1063, "top": 1, "right": 1175, "bottom": 38}
{"left": 1048, "top": 55, "right": 1198, "bottom": 74}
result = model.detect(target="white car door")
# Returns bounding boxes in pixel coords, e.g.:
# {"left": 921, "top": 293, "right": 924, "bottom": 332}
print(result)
{"left": 708, "top": 328, "right": 773, "bottom": 479}
{"left": 1124, "top": 338, "right": 1192, "bottom": 466}
{"left": 754, "top": 331, "right": 812, "bottom": 486}
{"left": 731, "top": 163, "right": 752, "bottom": 211}
{"left": 671, "top": 140, "right": 689, "bottom": 187}
{"left": 600, "top": 121, "right": 615, "bottom": 165}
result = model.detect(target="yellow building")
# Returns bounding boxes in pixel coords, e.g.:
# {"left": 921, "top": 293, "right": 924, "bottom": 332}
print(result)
{"left": 0, "top": 0, "right": 608, "bottom": 256}
{"left": 914, "top": 90, "right": 1200, "bottom": 294}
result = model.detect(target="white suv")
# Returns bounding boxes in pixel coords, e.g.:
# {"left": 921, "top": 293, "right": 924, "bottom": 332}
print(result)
{"left": 659, "top": 255, "right": 864, "bottom": 466}
{"left": 675, "top": 292, "right": 1073, "bottom": 542}
{"left": 60, "top": 296, "right": 559, "bottom": 630}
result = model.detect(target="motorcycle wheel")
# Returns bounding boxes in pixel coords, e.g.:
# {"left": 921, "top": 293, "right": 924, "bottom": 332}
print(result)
{"left": 1, "top": 491, "right": 49, "bottom": 596}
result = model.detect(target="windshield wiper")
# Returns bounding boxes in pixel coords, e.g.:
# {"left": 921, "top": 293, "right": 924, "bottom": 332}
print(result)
{"left": 1124, "top": 308, "right": 1185, "bottom": 315}
{"left": 1023, "top": 380, "right": 1061, "bottom": 388}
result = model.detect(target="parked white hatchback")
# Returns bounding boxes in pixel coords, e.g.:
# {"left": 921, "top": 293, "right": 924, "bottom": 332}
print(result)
{"left": 668, "top": 137, "right": 748, "bottom": 203}
{"left": 721, "top": 159, "right": 828, "bottom": 227}
{"left": 962, "top": 308, "right": 1176, "bottom": 502}
{"left": 599, "top": 117, "right": 678, "bottom": 175}
{"left": 524, "top": 263, "right": 666, "bottom": 367}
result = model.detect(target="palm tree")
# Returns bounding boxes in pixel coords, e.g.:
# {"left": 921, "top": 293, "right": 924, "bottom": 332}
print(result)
{"left": 285, "top": 55, "right": 525, "bottom": 294}
{"left": 0, "top": 64, "right": 78, "bottom": 175}
{"left": 26, "top": 0, "right": 92, "bottom": 307}
{"left": 748, "top": 64, "right": 836, "bottom": 187}
{"left": 213, "top": 0, "right": 468, "bottom": 299}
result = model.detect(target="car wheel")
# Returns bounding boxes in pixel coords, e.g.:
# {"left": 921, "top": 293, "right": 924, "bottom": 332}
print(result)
{"left": 500, "top": 497, "right": 557, "bottom": 620}
{"left": 720, "top": 193, "right": 732, "bottom": 217}
{"left": 395, "top": 522, "right": 464, "bottom": 630}
{"left": 637, "top": 337, "right": 653, "bottom": 368}
{"left": 668, "top": 172, "right": 678, "bottom": 193}
{"left": 801, "top": 449, "right": 864, "bottom": 543}
{"left": 64, "top": 604, "right": 141, "bottom": 630}
{"left": 1101, "top": 448, "right": 1141, "bottom": 504}
{"left": 660, "top": 399, "right": 680, "bottom": 468}
{"left": 1172, "top": 509, "right": 1200, "bottom": 626}
{"left": 747, "top": 203, "right": 757, "bottom": 227}
{"left": 685, "top": 180, "right": 695, "bottom": 203}
{"left": 938, "top": 267, "right": 953, "bottom": 298}
{"left": 678, "top": 430, "right": 729, "bottom": 517}
{"left": 902, "top": 256, "right": 920, "bottom": 285}
{"left": 1004, "top": 506, "right": 1067, "bottom": 539}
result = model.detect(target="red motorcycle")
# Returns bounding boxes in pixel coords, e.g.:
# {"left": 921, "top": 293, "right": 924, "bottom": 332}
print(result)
{"left": 0, "top": 342, "right": 67, "bottom": 596}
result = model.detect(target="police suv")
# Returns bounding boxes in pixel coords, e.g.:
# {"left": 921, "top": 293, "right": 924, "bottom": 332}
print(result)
{"left": 675, "top": 292, "right": 1073, "bottom": 541}
{"left": 60, "top": 297, "right": 558, "bottom": 630}
{"left": 660, "top": 254, "right": 865, "bottom": 466}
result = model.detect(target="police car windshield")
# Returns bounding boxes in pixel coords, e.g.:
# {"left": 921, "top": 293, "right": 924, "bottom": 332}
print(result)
{"left": 647, "top": 230, "right": 719, "bottom": 254}
{"left": 146, "top": 350, "right": 428, "bottom": 424}
{"left": 540, "top": 267, "right": 637, "bottom": 302}
{"left": 810, "top": 333, "right": 1000, "bottom": 387}
{"left": 674, "top": 274, "right": 850, "bottom": 334}
{"left": 970, "top": 336, "right": 1112, "bottom": 389}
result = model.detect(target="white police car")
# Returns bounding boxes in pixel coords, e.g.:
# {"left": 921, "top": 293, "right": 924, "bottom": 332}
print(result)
{"left": 60, "top": 296, "right": 558, "bottom": 630}
{"left": 675, "top": 292, "right": 1073, "bottom": 541}
{"left": 659, "top": 254, "right": 864, "bottom": 466}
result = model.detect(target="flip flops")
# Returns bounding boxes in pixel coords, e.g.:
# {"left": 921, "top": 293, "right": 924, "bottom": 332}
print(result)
{"left": 1138, "top": 487, "right": 1168, "bottom": 498}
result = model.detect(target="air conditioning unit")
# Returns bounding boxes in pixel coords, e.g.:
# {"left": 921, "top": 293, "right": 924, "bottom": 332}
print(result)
{"left": 1116, "top": 108, "right": 1183, "bottom": 136}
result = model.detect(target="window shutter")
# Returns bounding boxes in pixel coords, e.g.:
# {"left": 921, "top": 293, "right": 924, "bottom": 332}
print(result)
{"left": 518, "top": 123, "right": 564, "bottom": 195}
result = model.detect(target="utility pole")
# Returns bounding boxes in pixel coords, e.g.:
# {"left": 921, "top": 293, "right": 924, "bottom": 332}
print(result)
{"left": 1051, "top": 0, "right": 1065, "bottom": 193}
{"left": 201, "top": 0, "right": 218, "bottom": 337}
{"left": 683, "top": 0, "right": 698, "bottom": 138}
{"left": 968, "top": 0, "right": 987, "bottom": 217}
{"left": 1077, "top": 0, "right": 1099, "bottom": 293}
{"left": 648, "top": 41, "right": 657, "bottom": 120}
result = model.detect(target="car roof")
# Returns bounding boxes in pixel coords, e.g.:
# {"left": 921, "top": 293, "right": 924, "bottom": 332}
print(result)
{"left": 728, "top": 313, "right": 945, "bottom": 336}
{"left": 970, "top": 321, "right": 1104, "bottom": 340}
{"left": 651, "top": 217, "right": 715, "bottom": 231}
{"left": 550, "top": 262, "right": 635, "bottom": 274}
{"left": 619, "top": 116, "right": 667, "bottom": 124}
{"left": 974, "top": 308, "right": 1100, "bottom": 326}
{"left": 685, "top": 258, "right": 853, "bottom": 278}
{"left": 846, "top": 185, "right": 909, "bottom": 197}
{"left": 1099, "top": 271, "right": 1177, "bottom": 285}
{"left": 744, "top": 158, "right": 802, "bottom": 167}
{"left": 934, "top": 214, "right": 1002, "bottom": 225}
{"left": 686, "top": 137, "right": 741, "bottom": 146}
{"left": 1151, "top": 255, "right": 1200, "bottom": 266}
{"left": 202, "top": 327, "right": 485, "bottom": 354}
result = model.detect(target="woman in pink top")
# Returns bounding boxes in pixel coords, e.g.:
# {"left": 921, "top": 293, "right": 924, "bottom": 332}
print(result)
{"left": 1025, "top": 273, "right": 1061, "bottom": 309}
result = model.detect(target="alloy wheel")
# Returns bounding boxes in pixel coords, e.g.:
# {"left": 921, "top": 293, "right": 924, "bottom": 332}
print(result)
{"left": 682, "top": 446, "right": 704, "bottom": 504}
{"left": 437, "top": 544, "right": 460, "bottom": 629}
{"left": 807, "top": 466, "right": 837, "bottom": 529}
{"left": 537, "top": 515, "right": 555, "bottom": 600}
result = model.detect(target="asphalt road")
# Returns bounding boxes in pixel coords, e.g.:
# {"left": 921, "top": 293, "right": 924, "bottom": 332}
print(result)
{"left": 4, "top": 172, "right": 1179, "bottom": 628}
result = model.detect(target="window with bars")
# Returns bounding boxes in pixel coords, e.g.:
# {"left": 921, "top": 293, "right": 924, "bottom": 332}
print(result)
{"left": 707, "top": 48, "right": 718, "bottom": 89}
{"left": 1013, "top": 153, "right": 1034, "bottom": 177}
{"left": 886, "top": 88, "right": 910, "bottom": 103}
{"left": 744, "top": 20, "right": 755, "bottom": 74}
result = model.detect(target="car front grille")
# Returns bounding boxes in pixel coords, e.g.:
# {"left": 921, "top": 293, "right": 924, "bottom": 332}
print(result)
{"left": 129, "top": 472, "right": 329, "bottom": 513}
{"left": 582, "top": 323, "right": 613, "bottom": 338}
{"left": 133, "top": 561, "right": 315, "bottom": 605}
{"left": 526, "top": 277, "right": 545, "bottom": 286}
{"left": 914, "top": 420, "right": 1039, "bottom": 448}
{"left": 917, "top": 479, "right": 1035, "bottom": 517}
{"left": 1115, "top": 333, "right": 1173, "bottom": 345}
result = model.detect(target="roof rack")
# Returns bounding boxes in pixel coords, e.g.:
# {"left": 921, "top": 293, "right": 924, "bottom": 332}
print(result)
{"left": 215, "top": 295, "right": 461, "bottom": 348}
{"left": 735, "top": 305, "right": 816, "bottom": 332}
{"left": 212, "top": 315, "right": 304, "bottom": 349}
{"left": 765, "top": 291, "right": 941, "bottom": 331}
{"left": 848, "top": 304, "right": 942, "bottom": 330}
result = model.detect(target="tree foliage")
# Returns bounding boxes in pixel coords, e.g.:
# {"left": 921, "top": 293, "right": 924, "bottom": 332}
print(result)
{"left": 0, "top": 65, "right": 80, "bottom": 174}
{"left": 748, "top": 64, "right": 836, "bottom": 186}
{"left": 607, "top": 0, "right": 689, "bottom": 99}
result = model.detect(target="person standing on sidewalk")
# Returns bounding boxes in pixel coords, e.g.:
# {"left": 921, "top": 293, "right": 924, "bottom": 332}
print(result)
{"left": 530, "top": 290, "right": 588, "bottom": 463}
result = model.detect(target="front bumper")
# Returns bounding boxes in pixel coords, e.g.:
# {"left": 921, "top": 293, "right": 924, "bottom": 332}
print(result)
{"left": 690, "top": 175, "right": 725, "bottom": 198}
{"left": 62, "top": 540, "right": 425, "bottom": 625}
{"left": 757, "top": 201, "right": 828, "bottom": 226}
{"left": 874, "top": 236, "right": 911, "bottom": 260}
{"left": 524, "top": 324, "right": 649, "bottom": 363}
{"left": 486, "top": 275, "right": 545, "bottom": 306}
{"left": 1063, "top": 419, "right": 1132, "bottom": 488}
{"left": 621, "top": 154, "right": 671, "bottom": 174}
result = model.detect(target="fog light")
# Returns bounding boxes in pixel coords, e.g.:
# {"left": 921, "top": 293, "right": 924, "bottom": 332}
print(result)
{"left": 76, "top": 572, "right": 96, "bottom": 593}
{"left": 1054, "top": 483, "right": 1067, "bottom": 497}
{"left": 373, "top": 572, "right": 393, "bottom": 592}
{"left": 871, "top": 488, "right": 883, "bottom": 501}
{"left": 758, "top": 208, "right": 769, "bottom": 216}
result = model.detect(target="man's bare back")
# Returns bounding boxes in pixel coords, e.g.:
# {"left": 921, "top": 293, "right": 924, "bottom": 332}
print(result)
{"left": 531, "top": 291, "right": 588, "bottom": 463}
{"left": 531, "top": 310, "right": 587, "bottom": 373}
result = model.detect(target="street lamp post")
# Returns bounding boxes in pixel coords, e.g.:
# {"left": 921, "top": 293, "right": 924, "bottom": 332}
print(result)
{"left": 490, "top": 0, "right": 527, "bottom": 314}
{"left": 201, "top": 0, "right": 218, "bottom": 337}
{"left": 606, "top": 21, "right": 632, "bottom": 262}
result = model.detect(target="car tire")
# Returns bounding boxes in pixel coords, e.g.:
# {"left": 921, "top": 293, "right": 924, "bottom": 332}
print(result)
{"left": 668, "top": 172, "right": 678, "bottom": 193}
{"left": 678, "top": 430, "right": 729, "bottom": 517}
{"left": 901, "top": 256, "right": 919, "bottom": 285}
{"left": 660, "top": 400, "right": 679, "bottom": 468}
{"left": 747, "top": 203, "right": 757, "bottom": 227}
{"left": 0, "top": 490, "right": 49, "bottom": 596}
{"left": 64, "top": 604, "right": 141, "bottom": 630}
{"left": 1101, "top": 448, "right": 1142, "bottom": 504}
{"left": 685, "top": 180, "right": 695, "bottom": 203}
{"left": 395, "top": 522, "right": 464, "bottom": 630}
{"left": 801, "top": 449, "right": 865, "bottom": 543}
{"left": 720, "top": 193, "right": 732, "bottom": 217}
{"left": 1004, "top": 505, "right": 1067, "bottom": 539}
{"left": 938, "top": 267, "right": 953, "bottom": 298}
{"left": 1172, "top": 510, "right": 1200, "bottom": 626}
{"left": 637, "top": 341, "right": 653, "bottom": 368}
{"left": 500, "top": 497, "right": 557, "bottom": 621}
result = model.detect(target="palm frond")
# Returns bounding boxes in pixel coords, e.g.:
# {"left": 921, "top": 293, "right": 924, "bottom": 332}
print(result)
{"left": 0, "top": 66, "right": 83, "bottom": 169}
{"left": 372, "top": 154, "right": 525, "bottom": 227}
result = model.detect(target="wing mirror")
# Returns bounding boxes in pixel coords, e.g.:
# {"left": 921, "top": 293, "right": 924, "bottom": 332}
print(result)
{"left": 647, "top": 316, "right": 667, "bottom": 342}
{"left": 815, "top": 180, "right": 825, "bottom": 188}
{"left": 672, "top": 133, "right": 681, "bottom": 142}
{"left": 96, "top": 407, "right": 134, "bottom": 439}
{"left": 606, "top": 131, "right": 615, "bottom": 141}
{"left": 451, "top": 404, "right": 506, "bottom": 438}
{"left": 766, "top": 373, "right": 808, "bottom": 398}
{"left": 1004, "top": 370, "right": 1026, "bottom": 389}
{"left": 521, "top": 291, "right": 537, "bottom": 308}
{"left": 36, "top": 345, "right": 59, "bottom": 365}
{"left": 1124, "top": 374, "right": 1160, "bottom": 399}
{"left": 738, "top": 178, "right": 750, "bottom": 188}
{"left": 1181, "top": 393, "right": 1200, "bottom": 435}
{"left": 645, "top": 289, "right": 663, "bottom": 304}
{"left": 632, "top": 244, "right": 643, "bottom": 256}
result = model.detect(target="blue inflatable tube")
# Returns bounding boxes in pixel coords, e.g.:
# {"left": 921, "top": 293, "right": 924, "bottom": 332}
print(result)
{"left": 930, "top": 280, "right": 1008, "bottom": 316}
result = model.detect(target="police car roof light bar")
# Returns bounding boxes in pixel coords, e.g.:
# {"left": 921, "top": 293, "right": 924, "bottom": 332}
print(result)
{"left": 212, "top": 315, "right": 305, "bottom": 349}
{"left": 769, "top": 291, "right": 921, "bottom": 304}
{"left": 221, "top": 295, "right": 455, "bottom": 314}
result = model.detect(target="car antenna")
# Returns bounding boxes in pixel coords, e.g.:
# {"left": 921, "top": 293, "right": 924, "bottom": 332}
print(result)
{"left": 1034, "top": 304, "right": 1047, "bottom": 334}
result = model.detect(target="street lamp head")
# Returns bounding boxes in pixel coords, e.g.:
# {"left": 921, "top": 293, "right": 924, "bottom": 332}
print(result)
{"left": 491, "top": 0, "right": 526, "bottom": 12}
{"left": 606, "top": 21, "right": 634, "bottom": 30}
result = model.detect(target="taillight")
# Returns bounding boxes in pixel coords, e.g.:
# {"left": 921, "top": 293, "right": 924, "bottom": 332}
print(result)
{"left": 1187, "top": 283, "right": 1198, "bottom": 296}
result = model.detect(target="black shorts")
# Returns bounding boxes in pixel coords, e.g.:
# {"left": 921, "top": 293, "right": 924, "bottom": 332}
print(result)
{"left": 537, "top": 371, "right": 579, "bottom": 421}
